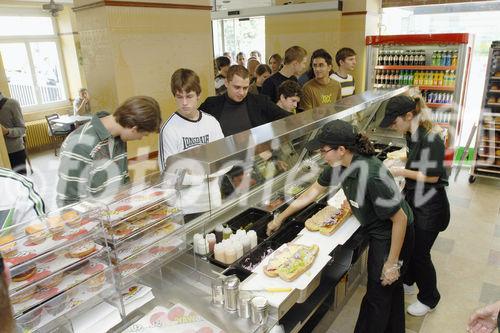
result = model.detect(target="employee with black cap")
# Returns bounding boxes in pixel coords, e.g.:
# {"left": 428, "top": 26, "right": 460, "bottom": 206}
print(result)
{"left": 267, "top": 119, "right": 414, "bottom": 333}
{"left": 380, "top": 95, "right": 450, "bottom": 317}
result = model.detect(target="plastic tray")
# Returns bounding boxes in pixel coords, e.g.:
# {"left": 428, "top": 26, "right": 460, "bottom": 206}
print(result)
{"left": 234, "top": 241, "right": 281, "bottom": 274}
{"left": 269, "top": 221, "right": 304, "bottom": 245}
{"left": 226, "top": 208, "right": 273, "bottom": 241}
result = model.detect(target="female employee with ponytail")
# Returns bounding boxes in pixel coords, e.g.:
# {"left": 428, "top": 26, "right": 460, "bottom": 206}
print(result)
{"left": 267, "top": 119, "right": 414, "bottom": 333}
{"left": 380, "top": 95, "right": 450, "bottom": 317}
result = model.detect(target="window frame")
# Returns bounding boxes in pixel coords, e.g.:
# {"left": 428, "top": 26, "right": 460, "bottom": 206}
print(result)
{"left": 0, "top": 11, "right": 71, "bottom": 113}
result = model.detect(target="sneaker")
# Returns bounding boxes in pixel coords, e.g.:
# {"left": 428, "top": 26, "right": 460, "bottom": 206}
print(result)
{"left": 403, "top": 283, "right": 416, "bottom": 295}
{"left": 407, "top": 300, "right": 435, "bottom": 316}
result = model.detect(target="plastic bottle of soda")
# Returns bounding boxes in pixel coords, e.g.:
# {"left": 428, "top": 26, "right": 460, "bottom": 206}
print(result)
{"left": 435, "top": 51, "right": 442, "bottom": 67}
{"left": 377, "top": 49, "right": 384, "bottom": 66}
{"left": 451, "top": 51, "right": 458, "bottom": 66}
{"left": 450, "top": 70, "right": 456, "bottom": 87}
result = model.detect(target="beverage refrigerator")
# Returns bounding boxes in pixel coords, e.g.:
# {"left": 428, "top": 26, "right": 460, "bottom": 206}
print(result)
{"left": 365, "top": 33, "right": 474, "bottom": 150}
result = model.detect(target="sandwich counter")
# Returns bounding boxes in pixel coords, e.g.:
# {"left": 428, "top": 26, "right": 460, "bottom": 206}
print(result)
{"left": 1, "top": 87, "right": 411, "bottom": 333}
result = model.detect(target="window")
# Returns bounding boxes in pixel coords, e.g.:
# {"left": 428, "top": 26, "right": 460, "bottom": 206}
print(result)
{"left": 0, "top": 15, "right": 68, "bottom": 110}
{"left": 212, "top": 17, "right": 266, "bottom": 63}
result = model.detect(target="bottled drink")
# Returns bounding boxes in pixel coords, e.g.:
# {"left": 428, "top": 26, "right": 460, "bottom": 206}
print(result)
{"left": 378, "top": 49, "right": 384, "bottom": 66}
{"left": 451, "top": 50, "right": 458, "bottom": 66}
{"left": 409, "top": 51, "right": 414, "bottom": 66}
{"left": 436, "top": 51, "right": 442, "bottom": 67}
{"left": 383, "top": 51, "right": 388, "bottom": 66}
{"left": 450, "top": 70, "right": 456, "bottom": 87}
{"left": 375, "top": 70, "right": 381, "bottom": 87}
{"left": 403, "top": 51, "right": 409, "bottom": 66}
{"left": 432, "top": 51, "right": 437, "bottom": 66}
{"left": 399, "top": 52, "right": 405, "bottom": 66}
{"left": 384, "top": 71, "right": 390, "bottom": 88}
{"left": 437, "top": 71, "right": 444, "bottom": 86}
{"left": 387, "top": 51, "right": 393, "bottom": 66}
{"left": 432, "top": 71, "right": 438, "bottom": 86}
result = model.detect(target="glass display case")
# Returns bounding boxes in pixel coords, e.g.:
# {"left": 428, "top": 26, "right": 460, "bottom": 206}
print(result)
{"left": 6, "top": 86, "right": 411, "bottom": 333}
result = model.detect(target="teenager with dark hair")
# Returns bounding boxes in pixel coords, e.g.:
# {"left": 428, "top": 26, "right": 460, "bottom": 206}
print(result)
{"left": 380, "top": 95, "right": 450, "bottom": 317}
{"left": 236, "top": 52, "right": 246, "bottom": 67}
{"left": 199, "top": 65, "right": 289, "bottom": 137}
{"left": 57, "top": 96, "right": 162, "bottom": 206}
{"left": 276, "top": 80, "right": 302, "bottom": 113}
{"left": 301, "top": 49, "right": 341, "bottom": 111}
{"left": 267, "top": 119, "right": 414, "bottom": 333}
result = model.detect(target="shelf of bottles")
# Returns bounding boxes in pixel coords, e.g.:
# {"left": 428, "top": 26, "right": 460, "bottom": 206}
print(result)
{"left": 374, "top": 48, "right": 459, "bottom": 126}
{"left": 474, "top": 41, "right": 500, "bottom": 177}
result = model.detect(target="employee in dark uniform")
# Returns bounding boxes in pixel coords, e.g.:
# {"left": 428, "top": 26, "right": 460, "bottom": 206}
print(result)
{"left": 267, "top": 120, "right": 414, "bottom": 333}
{"left": 380, "top": 95, "right": 450, "bottom": 317}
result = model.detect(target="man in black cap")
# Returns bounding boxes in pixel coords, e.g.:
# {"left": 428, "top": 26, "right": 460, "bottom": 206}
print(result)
{"left": 268, "top": 119, "right": 414, "bottom": 333}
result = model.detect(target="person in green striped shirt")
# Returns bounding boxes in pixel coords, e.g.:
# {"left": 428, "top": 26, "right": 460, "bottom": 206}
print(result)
{"left": 0, "top": 167, "right": 45, "bottom": 229}
{"left": 56, "top": 96, "right": 162, "bottom": 207}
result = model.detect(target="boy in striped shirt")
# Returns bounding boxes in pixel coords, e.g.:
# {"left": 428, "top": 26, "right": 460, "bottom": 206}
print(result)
{"left": 56, "top": 96, "right": 161, "bottom": 207}
{"left": 330, "top": 48, "right": 357, "bottom": 98}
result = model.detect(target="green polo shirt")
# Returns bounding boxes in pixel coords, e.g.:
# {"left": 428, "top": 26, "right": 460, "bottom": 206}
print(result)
{"left": 405, "top": 126, "right": 448, "bottom": 190}
{"left": 56, "top": 113, "right": 129, "bottom": 206}
{"left": 318, "top": 154, "right": 413, "bottom": 240}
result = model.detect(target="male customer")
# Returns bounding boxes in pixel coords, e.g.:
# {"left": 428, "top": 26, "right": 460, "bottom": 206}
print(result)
{"left": 199, "top": 65, "right": 289, "bottom": 137}
{"left": 330, "top": 47, "right": 357, "bottom": 98}
{"left": 215, "top": 56, "right": 230, "bottom": 96}
{"left": 159, "top": 69, "right": 224, "bottom": 218}
{"left": 261, "top": 46, "right": 308, "bottom": 102}
{"left": 301, "top": 49, "right": 342, "bottom": 111}
{"left": 276, "top": 81, "right": 302, "bottom": 114}
{"left": 57, "top": 96, "right": 161, "bottom": 206}
{"left": 0, "top": 92, "right": 27, "bottom": 175}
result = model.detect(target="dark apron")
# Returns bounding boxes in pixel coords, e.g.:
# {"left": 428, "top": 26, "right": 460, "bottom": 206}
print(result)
{"left": 404, "top": 187, "right": 450, "bottom": 232}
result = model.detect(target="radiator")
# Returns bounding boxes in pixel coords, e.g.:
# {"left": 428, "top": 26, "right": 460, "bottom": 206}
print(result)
{"left": 25, "top": 120, "right": 64, "bottom": 151}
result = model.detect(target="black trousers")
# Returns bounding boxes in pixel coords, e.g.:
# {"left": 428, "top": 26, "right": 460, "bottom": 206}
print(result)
{"left": 8, "top": 149, "right": 27, "bottom": 176}
{"left": 403, "top": 187, "right": 449, "bottom": 309}
{"left": 354, "top": 225, "right": 414, "bottom": 333}
{"left": 403, "top": 226, "right": 440, "bottom": 308}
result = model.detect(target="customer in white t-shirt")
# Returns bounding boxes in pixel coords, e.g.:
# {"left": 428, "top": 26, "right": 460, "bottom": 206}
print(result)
{"left": 159, "top": 69, "right": 224, "bottom": 218}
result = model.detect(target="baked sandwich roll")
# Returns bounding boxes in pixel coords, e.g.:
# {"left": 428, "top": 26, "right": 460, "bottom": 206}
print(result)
{"left": 263, "top": 243, "right": 319, "bottom": 282}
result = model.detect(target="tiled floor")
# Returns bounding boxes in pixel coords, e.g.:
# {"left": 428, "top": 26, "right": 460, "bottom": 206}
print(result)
{"left": 326, "top": 175, "right": 500, "bottom": 333}
{"left": 26, "top": 150, "right": 500, "bottom": 333}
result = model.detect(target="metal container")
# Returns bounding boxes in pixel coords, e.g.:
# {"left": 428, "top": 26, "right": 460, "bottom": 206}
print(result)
{"left": 223, "top": 275, "right": 240, "bottom": 312}
{"left": 211, "top": 277, "right": 224, "bottom": 306}
{"left": 250, "top": 296, "right": 269, "bottom": 325}
{"left": 237, "top": 291, "right": 252, "bottom": 318}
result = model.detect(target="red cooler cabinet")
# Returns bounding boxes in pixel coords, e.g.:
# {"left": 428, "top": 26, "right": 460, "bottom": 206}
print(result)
{"left": 365, "top": 33, "right": 474, "bottom": 153}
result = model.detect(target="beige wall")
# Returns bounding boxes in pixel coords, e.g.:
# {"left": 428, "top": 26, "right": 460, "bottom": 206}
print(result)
{"left": 74, "top": 2, "right": 214, "bottom": 158}
{"left": 266, "top": 11, "right": 342, "bottom": 67}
